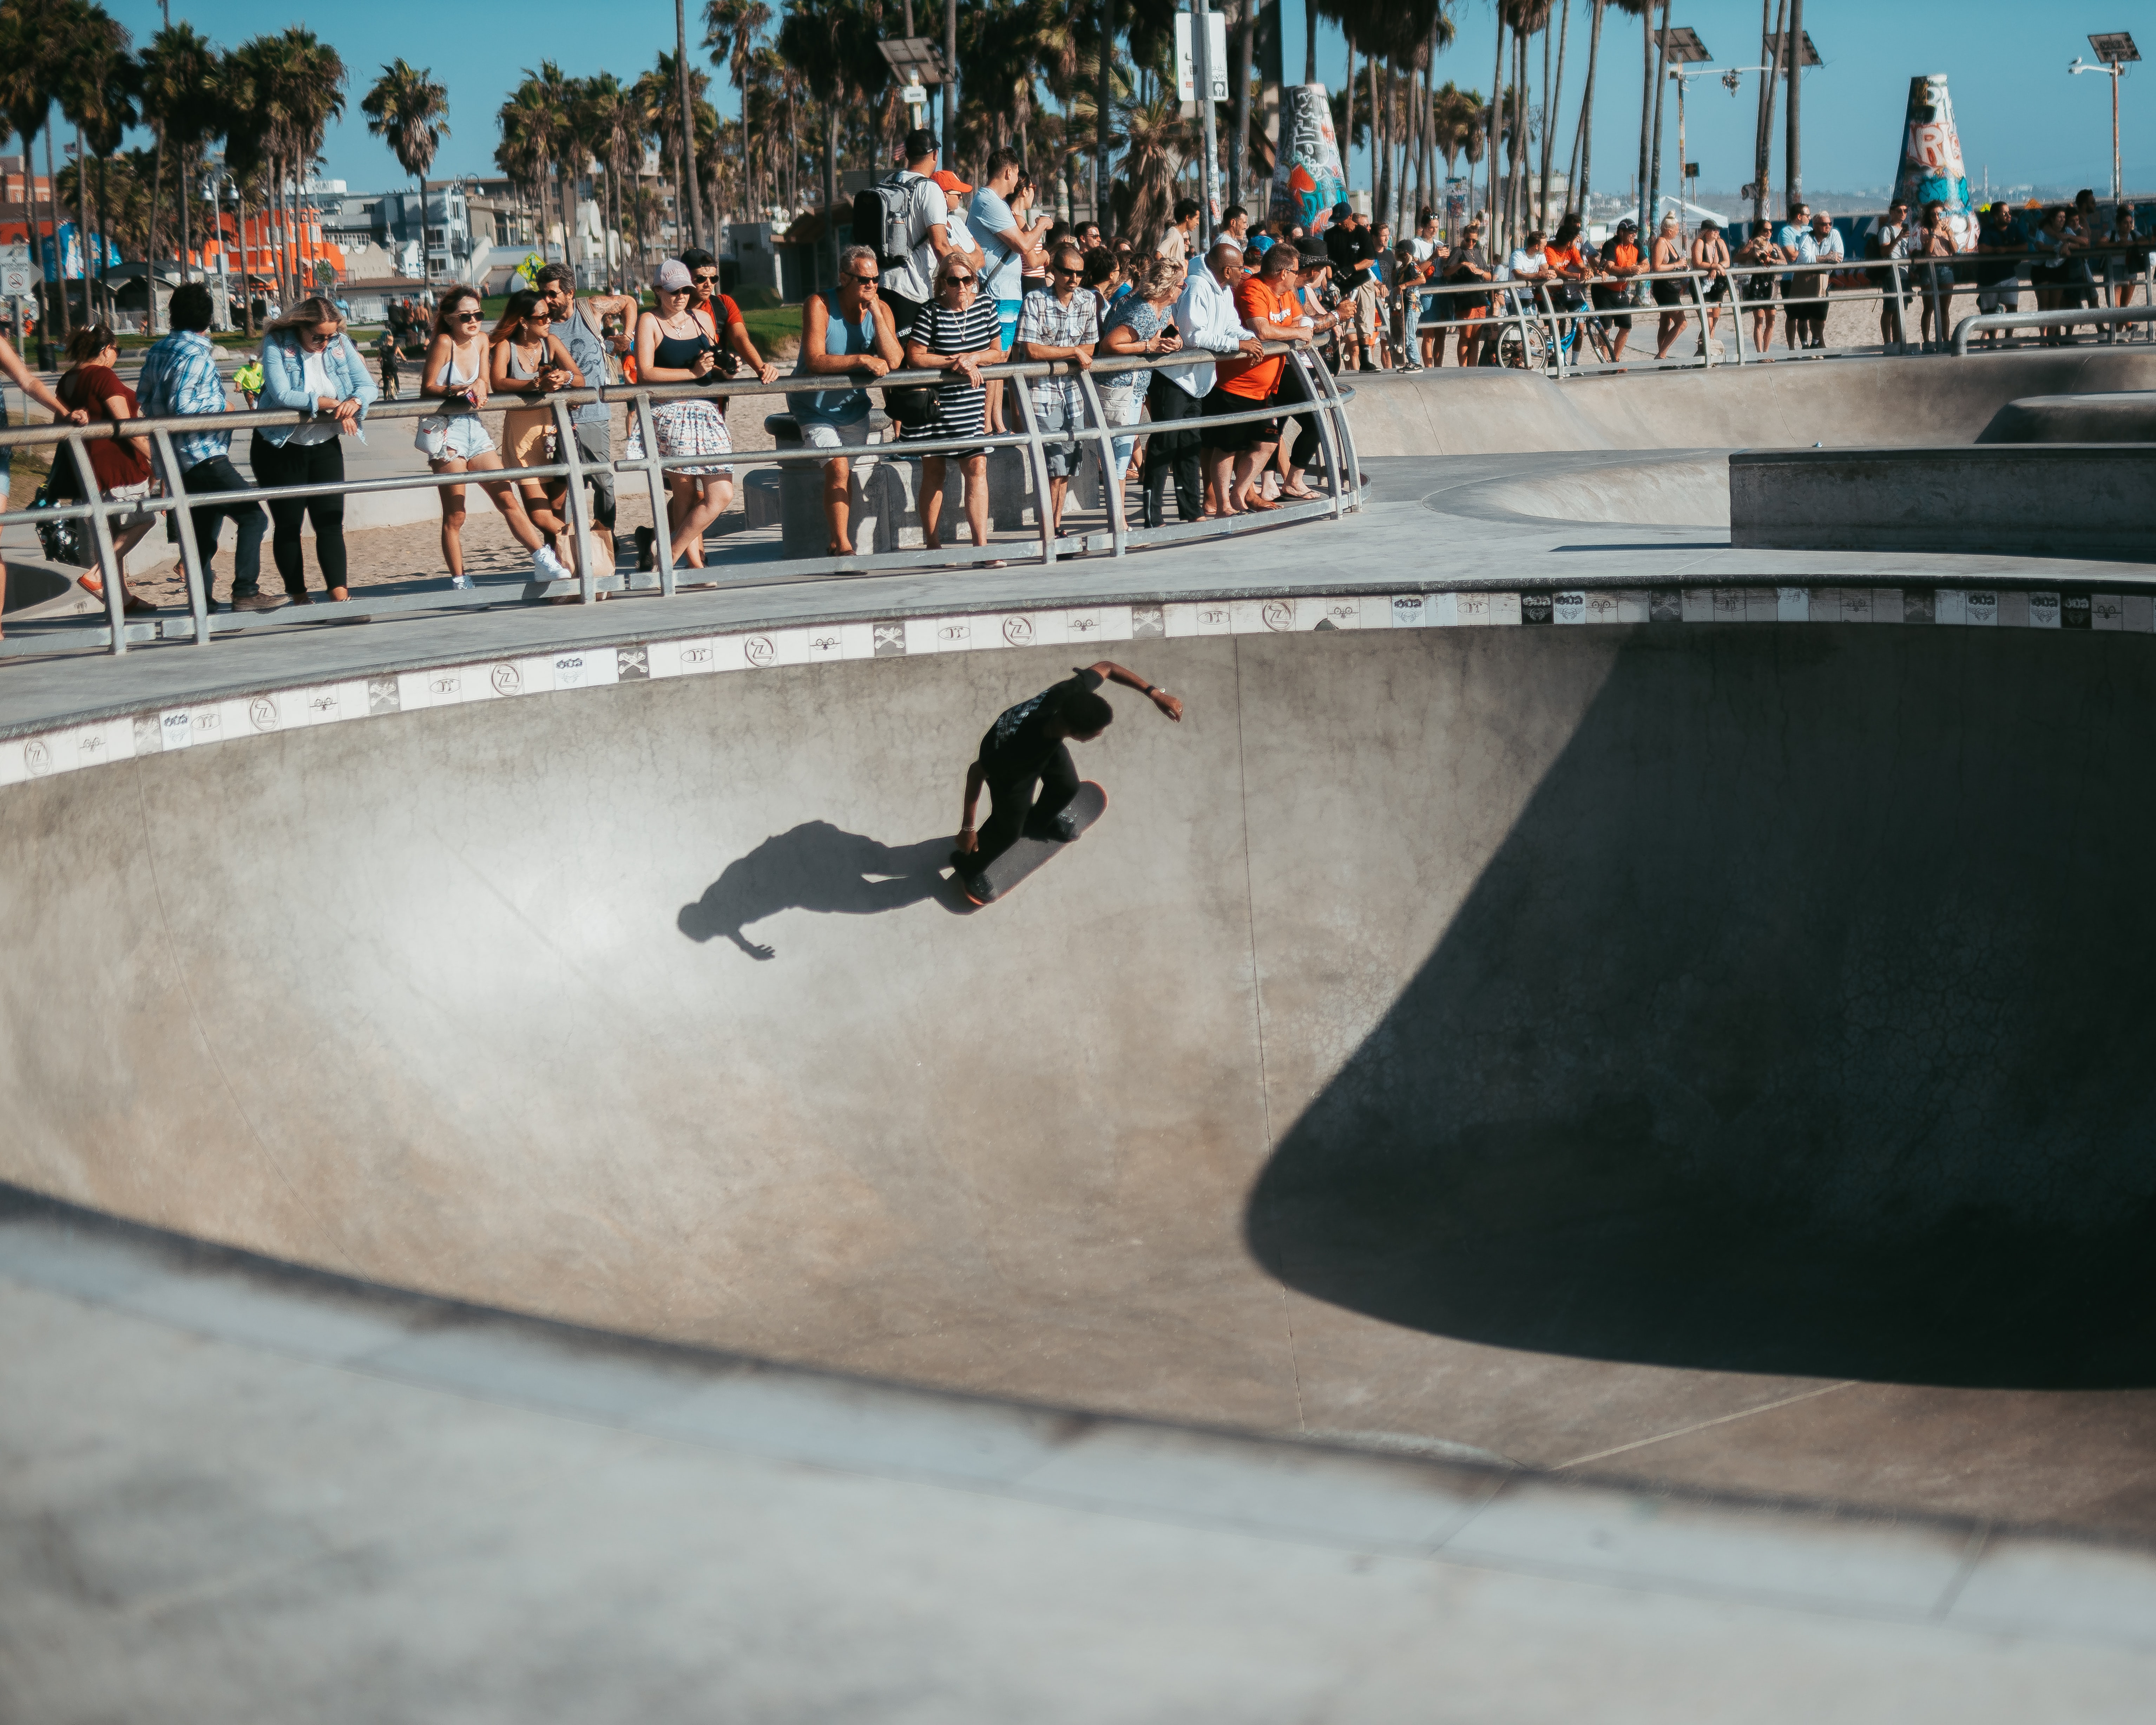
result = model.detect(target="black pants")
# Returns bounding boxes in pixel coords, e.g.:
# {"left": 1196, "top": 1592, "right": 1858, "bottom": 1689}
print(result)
{"left": 886, "top": 290, "right": 928, "bottom": 340}
{"left": 176, "top": 454, "right": 268, "bottom": 597}
{"left": 1141, "top": 375, "right": 1203, "bottom": 525}
{"left": 973, "top": 745, "right": 1080, "bottom": 872}
{"left": 250, "top": 433, "right": 346, "bottom": 595}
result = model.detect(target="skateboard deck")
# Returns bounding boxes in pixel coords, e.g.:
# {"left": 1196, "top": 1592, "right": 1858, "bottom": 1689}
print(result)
{"left": 957, "top": 781, "right": 1107, "bottom": 907}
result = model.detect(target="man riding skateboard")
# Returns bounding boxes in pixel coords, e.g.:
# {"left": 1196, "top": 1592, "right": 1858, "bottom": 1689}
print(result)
{"left": 953, "top": 660, "right": 1184, "bottom": 901}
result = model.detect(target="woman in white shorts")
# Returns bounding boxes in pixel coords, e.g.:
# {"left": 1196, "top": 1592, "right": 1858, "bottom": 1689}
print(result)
{"left": 624, "top": 259, "right": 733, "bottom": 571}
{"left": 417, "top": 286, "right": 567, "bottom": 589}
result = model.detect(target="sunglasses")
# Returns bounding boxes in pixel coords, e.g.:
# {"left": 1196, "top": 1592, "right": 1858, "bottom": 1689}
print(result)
{"left": 692, "top": 273, "right": 719, "bottom": 284}
{"left": 944, "top": 275, "right": 976, "bottom": 287}
{"left": 450, "top": 310, "right": 482, "bottom": 322}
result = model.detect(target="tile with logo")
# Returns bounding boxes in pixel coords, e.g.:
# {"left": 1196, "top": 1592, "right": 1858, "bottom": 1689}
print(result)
{"left": 547, "top": 648, "right": 619, "bottom": 690}
{"left": 2092, "top": 594, "right": 2126, "bottom": 632}
{"left": 303, "top": 681, "right": 369, "bottom": 726}
{"left": 1386, "top": 592, "right": 1429, "bottom": 628}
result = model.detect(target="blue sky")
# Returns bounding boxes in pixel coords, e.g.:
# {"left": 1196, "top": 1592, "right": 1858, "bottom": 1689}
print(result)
{"left": 21, "top": 1, "right": 2156, "bottom": 202}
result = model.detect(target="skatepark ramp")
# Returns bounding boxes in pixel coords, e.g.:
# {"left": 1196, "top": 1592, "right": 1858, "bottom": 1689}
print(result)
{"left": 7, "top": 612, "right": 2154, "bottom": 1477}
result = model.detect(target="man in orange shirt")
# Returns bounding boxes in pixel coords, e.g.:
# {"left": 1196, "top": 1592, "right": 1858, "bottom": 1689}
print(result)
{"left": 1213, "top": 243, "right": 1312, "bottom": 514}
{"left": 1592, "top": 216, "right": 1645, "bottom": 362}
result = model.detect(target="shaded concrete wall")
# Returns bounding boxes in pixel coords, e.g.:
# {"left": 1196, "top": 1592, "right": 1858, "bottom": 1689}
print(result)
{"left": 1730, "top": 445, "right": 2156, "bottom": 558}
{"left": 5, "top": 628, "right": 2155, "bottom": 1441}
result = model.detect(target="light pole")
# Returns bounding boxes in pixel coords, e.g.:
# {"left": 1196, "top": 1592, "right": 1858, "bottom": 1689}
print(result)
{"left": 1661, "top": 46, "right": 1773, "bottom": 218}
{"left": 2072, "top": 33, "right": 2140, "bottom": 205}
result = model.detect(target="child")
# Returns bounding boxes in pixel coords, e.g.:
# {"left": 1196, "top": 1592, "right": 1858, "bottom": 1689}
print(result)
{"left": 376, "top": 324, "right": 402, "bottom": 400}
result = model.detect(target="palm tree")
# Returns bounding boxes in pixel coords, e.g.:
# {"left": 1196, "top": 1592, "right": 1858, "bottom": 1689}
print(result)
{"left": 0, "top": 0, "right": 79, "bottom": 346}
{"left": 703, "top": 0, "right": 771, "bottom": 221}
{"left": 56, "top": 2, "right": 134, "bottom": 327}
{"left": 363, "top": 59, "right": 450, "bottom": 285}
{"left": 1116, "top": 89, "right": 1191, "bottom": 241}
{"left": 139, "top": 23, "right": 222, "bottom": 315}
{"left": 499, "top": 63, "right": 579, "bottom": 268}
{"left": 576, "top": 73, "right": 643, "bottom": 291}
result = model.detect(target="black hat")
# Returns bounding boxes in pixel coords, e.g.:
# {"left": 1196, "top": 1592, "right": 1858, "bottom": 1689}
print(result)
{"left": 1331, "top": 201, "right": 1353, "bottom": 221}
{"left": 1615, "top": 216, "right": 1638, "bottom": 231}
{"left": 1298, "top": 249, "right": 1332, "bottom": 269}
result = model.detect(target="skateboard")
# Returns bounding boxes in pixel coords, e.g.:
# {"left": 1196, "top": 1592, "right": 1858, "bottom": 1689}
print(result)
{"left": 955, "top": 781, "right": 1108, "bottom": 907}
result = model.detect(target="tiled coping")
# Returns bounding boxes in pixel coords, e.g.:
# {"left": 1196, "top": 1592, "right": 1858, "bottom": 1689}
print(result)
{"left": 1, "top": 583, "right": 2135, "bottom": 792}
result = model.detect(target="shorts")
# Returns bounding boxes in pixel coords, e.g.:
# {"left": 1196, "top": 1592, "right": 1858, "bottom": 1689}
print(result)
{"left": 998, "top": 299, "right": 1022, "bottom": 351}
{"left": 1650, "top": 278, "right": 1684, "bottom": 308}
{"left": 105, "top": 477, "right": 157, "bottom": 531}
{"left": 1977, "top": 287, "right": 2022, "bottom": 314}
{"left": 1698, "top": 275, "right": 1728, "bottom": 302}
{"left": 415, "top": 413, "right": 495, "bottom": 462}
{"left": 1351, "top": 281, "right": 1387, "bottom": 338}
{"left": 1590, "top": 286, "right": 1635, "bottom": 329}
{"left": 626, "top": 399, "right": 732, "bottom": 478}
{"left": 1028, "top": 394, "right": 1084, "bottom": 478}
{"left": 1102, "top": 394, "right": 1143, "bottom": 476}
{"left": 502, "top": 408, "right": 558, "bottom": 477}
{"left": 800, "top": 415, "right": 875, "bottom": 453}
{"left": 1200, "top": 384, "right": 1274, "bottom": 453}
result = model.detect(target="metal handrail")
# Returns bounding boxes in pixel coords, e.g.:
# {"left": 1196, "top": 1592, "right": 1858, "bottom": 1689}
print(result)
{"left": 1950, "top": 304, "right": 2156, "bottom": 355}
{"left": 1391, "top": 250, "right": 2154, "bottom": 372}
{"left": 0, "top": 341, "right": 1359, "bottom": 658}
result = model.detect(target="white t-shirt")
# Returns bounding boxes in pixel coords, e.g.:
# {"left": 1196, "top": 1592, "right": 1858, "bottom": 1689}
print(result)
{"left": 1505, "top": 247, "right": 1547, "bottom": 280}
{"left": 879, "top": 172, "right": 951, "bottom": 303}
{"left": 1409, "top": 235, "right": 1439, "bottom": 264}
{"left": 288, "top": 343, "right": 341, "bottom": 445}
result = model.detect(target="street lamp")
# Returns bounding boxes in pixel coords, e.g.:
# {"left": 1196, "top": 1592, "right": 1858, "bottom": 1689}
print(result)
{"left": 876, "top": 38, "right": 946, "bottom": 140}
{"left": 1659, "top": 28, "right": 1770, "bottom": 217}
{"left": 2071, "top": 33, "right": 2139, "bottom": 204}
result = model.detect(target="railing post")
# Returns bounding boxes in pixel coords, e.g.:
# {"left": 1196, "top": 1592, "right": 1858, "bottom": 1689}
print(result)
{"left": 630, "top": 392, "right": 675, "bottom": 597}
{"left": 1073, "top": 361, "right": 1126, "bottom": 558}
{"left": 67, "top": 434, "right": 128, "bottom": 655}
{"left": 1510, "top": 287, "right": 1532, "bottom": 370}
{"left": 551, "top": 396, "right": 598, "bottom": 604}
{"left": 1729, "top": 266, "right": 1750, "bottom": 365}
{"left": 1542, "top": 285, "right": 1566, "bottom": 380}
{"left": 1691, "top": 271, "right": 1712, "bottom": 368}
{"left": 150, "top": 426, "right": 211, "bottom": 645}
{"left": 1012, "top": 369, "right": 1057, "bottom": 566}
{"left": 1888, "top": 260, "right": 1906, "bottom": 353}
{"left": 1308, "top": 346, "right": 1363, "bottom": 517}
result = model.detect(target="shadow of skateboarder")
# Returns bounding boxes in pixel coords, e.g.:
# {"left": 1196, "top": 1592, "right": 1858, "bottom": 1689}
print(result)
{"left": 679, "top": 822, "right": 963, "bottom": 959}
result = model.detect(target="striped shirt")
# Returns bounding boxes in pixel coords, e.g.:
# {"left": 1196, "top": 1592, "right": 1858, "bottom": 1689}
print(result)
{"left": 904, "top": 294, "right": 1003, "bottom": 446}
{"left": 136, "top": 330, "right": 233, "bottom": 466}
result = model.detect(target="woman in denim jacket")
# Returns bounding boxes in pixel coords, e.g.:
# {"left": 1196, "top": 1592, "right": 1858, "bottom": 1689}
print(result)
{"left": 252, "top": 296, "right": 377, "bottom": 604}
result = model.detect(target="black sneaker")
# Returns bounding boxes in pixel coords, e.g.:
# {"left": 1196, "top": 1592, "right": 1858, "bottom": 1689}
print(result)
{"left": 634, "top": 525, "right": 656, "bottom": 572}
{"left": 1051, "top": 807, "right": 1082, "bottom": 841}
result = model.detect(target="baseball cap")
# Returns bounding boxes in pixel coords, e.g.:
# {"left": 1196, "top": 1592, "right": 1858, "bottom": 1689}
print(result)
{"left": 1615, "top": 216, "right": 1638, "bottom": 231}
{"left": 1332, "top": 201, "right": 1353, "bottom": 221}
{"left": 932, "top": 169, "right": 973, "bottom": 197}
{"left": 655, "top": 258, "right": 691, "bottom": 290}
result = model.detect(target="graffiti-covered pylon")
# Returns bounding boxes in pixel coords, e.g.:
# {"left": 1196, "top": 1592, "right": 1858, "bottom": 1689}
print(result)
{"left": 1271, "top": 84, "right": 1347, "bottom": 235}
{"left": 1893, "top": 73, "right": 1978, "bottom": 251}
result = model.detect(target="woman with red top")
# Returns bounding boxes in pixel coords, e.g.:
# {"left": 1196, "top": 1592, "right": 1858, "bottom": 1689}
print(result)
{"left": 51, "top": 324, "right": 160, "bottom": 612}
{"left": 0, "top": 327, "right": 90, "bottom": 640}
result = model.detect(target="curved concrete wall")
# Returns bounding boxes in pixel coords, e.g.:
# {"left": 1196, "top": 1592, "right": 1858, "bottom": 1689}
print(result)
{"left": 1346, "top": 350, "right": 2156, "bottom": 456}
{"left": 6, "top": 622, "right": 2155, "bottom": 1449}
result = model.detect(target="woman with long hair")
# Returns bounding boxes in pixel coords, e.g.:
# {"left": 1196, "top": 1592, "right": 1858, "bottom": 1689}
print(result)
{"left": 623, "top": 260, "right": 733, "bottom": 571}
{"left": 415, "top": 284, "right": 568, "bottom": 588}
{"left": 253, "top": 297, "right": 379, "bottom": 604}
{"left": 488, "top": 289, "right": 584, "bottom": 552}
{"left": 903, "top": 250, "right": 1005, "bottom": 556}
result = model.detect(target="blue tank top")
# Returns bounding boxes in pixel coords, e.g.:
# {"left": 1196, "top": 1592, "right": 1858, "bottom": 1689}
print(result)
{"left": 788, "top": 290, "right": 876, "bottom": 424}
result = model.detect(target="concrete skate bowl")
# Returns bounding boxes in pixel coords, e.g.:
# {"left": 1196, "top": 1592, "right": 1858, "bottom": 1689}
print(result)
{"left": 5, "top": 623, "right": 2156, "bottom": 1461}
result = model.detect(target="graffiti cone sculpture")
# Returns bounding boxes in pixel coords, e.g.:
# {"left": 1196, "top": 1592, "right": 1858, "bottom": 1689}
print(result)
{"left": 1272, "top": 83, "right": 1347, "bottom": 234}
{"left": 1893, "top": 73, "right": 1978, "bottom": 251}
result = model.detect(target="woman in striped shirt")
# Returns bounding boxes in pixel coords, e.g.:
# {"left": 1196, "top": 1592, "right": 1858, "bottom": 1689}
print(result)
{"left": 903, "top": 251, "right": 1006, "bottom": 554}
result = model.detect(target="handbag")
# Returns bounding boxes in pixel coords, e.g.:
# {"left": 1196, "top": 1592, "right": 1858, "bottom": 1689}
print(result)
{"left": 29, "top": 474, "right": 90, "bottom": 566}
{"left": 881, "top": 383, "right": 939, "bottom": 427}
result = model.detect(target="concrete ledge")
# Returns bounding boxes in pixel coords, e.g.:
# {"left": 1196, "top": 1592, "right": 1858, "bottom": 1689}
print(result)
{"left": 1730, "top": 445, "right": 2156, "bottom": 561}
{"left": 1976, "top": 391, "right": 2156, "bottom": 444}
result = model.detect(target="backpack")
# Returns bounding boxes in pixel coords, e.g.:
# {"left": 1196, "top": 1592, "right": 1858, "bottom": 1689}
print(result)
{"left": 853, "top": 171, "right": 923, "bottom": 275}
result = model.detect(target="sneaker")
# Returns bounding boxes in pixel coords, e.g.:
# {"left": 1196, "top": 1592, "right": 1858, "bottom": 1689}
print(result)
{"left": 532, "top": 545, "right": 571, "bottom": 582}
{"left": 448, "top": 573, "right": 473, "bottom": 590}
{"left": 230, "top": 592, "right": 284, "bottom": 612}
{"left": 634, "top": 525, "right": 656, "bottom": 572}
{"left": 1051, "top": 807, "right": 1082, "bottom": 841}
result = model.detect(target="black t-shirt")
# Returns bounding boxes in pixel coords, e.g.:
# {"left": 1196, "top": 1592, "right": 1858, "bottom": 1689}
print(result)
{"left": 1326, "top": 223, "right": 1377, "bottom": 284}
{"left": 977, "top": 666, "right": 1105, "bottom": 780}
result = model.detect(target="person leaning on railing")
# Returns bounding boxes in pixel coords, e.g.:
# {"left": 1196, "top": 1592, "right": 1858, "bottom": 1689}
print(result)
{"left": 0, "top": 326, "right": 90, "bottom": 642}
{"left": 1593, "top": 217, "right": 1644, "bottom": 363}
{"left": 785, "top": 243, "right": 906, "bottom": 559}
{"left": 487, "top": 289, "right": 584, "bottom": 560}
{"left": 1013, "top": 242, "right": 1101, "bottom": 539}
{"left": 1971, "top": 202, "right": 2023, "bottom": 350}
{"left": 252, "top": 296, "right": 377, "bottom": 606}
{"left": 536, "top": 261, "right": 638, "bottom": 570}
{"left": 136, "top": 281, "right": 273, "bottom": 612}
{"left": 1444, "top": 221, "right": 1495, "bottom": 367}
{"left": 49, "top": 324, "right": 160, "bottom": 614}
{"left": 1164, "top": 238, "right": 1264, "bottom": 528}
{"left": 902, "top": 249, "right": 1006, "bottom": 557}
{"left": 1095, "top": 259, "right": 1184, "bottom": 505}
{"left": 1215, "top": 240, "right": 1309, "bottom": 515}
{"left": 1734, "top": 225, "right": 1786, "bottom": 359}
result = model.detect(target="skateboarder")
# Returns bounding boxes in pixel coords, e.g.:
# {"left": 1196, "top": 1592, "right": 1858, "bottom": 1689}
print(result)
{"left": 952, "top": 660, "right": 1184, "bottom": 899}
